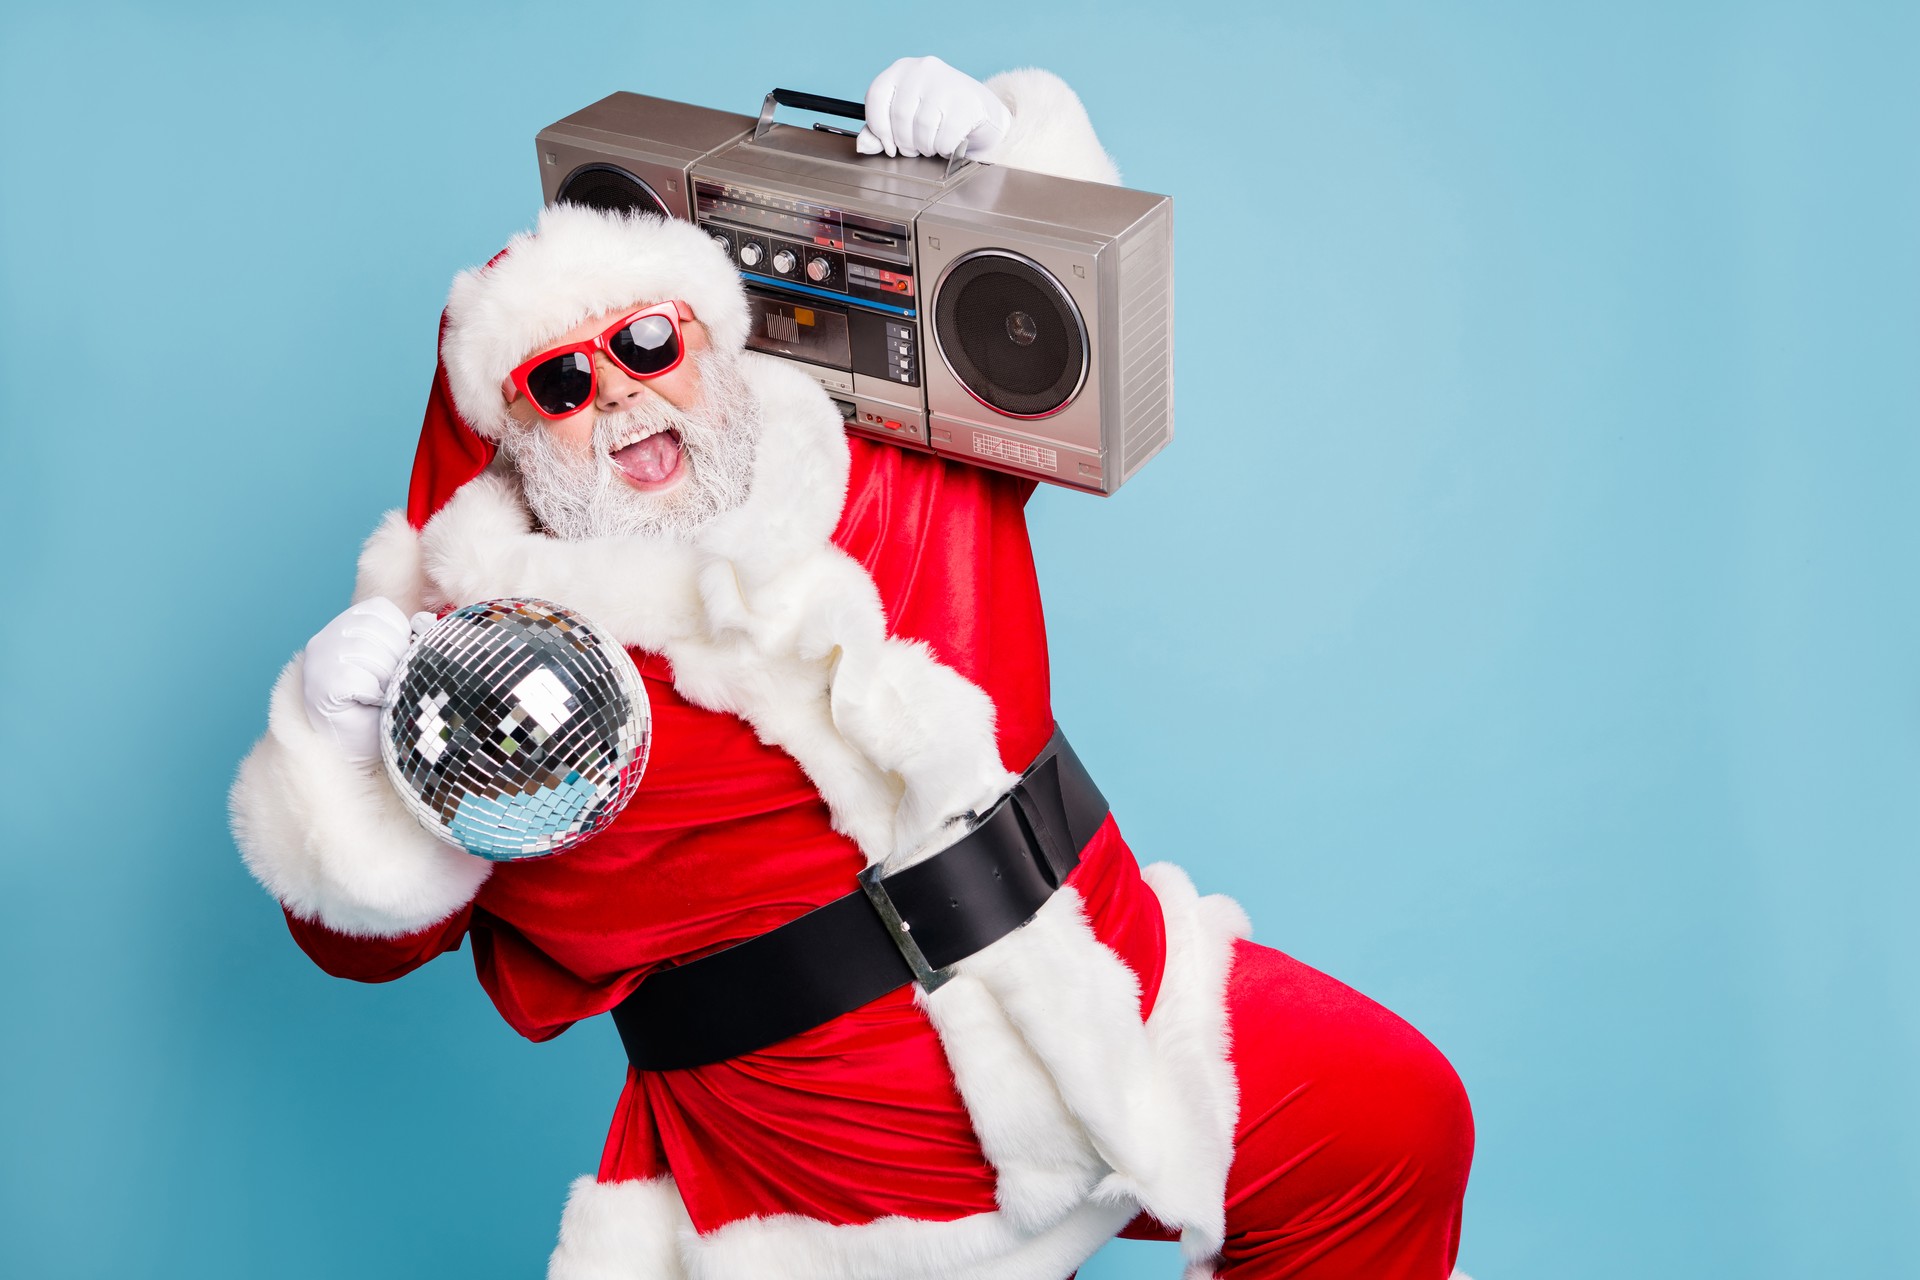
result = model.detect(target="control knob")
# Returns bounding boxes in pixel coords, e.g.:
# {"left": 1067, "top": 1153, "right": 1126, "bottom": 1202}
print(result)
{"left": 711, "top": 233, "right": 730, "bottom": 254}
{"left": 772, "top": 249, "right": 797, "bottom": 275}
{"left": 738, "top": 241, "right": 764, "bottom": 268}
{"left": 806, "top": 256, "right": 832, "bottom": 283}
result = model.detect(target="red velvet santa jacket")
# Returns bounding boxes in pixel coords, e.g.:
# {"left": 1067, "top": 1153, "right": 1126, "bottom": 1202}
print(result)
{"left": 230, "top": 70, "right": 1247, "bottom": 1280}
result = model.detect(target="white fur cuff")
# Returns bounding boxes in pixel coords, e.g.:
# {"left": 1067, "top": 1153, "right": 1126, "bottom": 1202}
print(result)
{"left": 351, "top": 509, "right": 432, "bottom": 614}
{"left": 982, "top": 69, "right": 1122, "bottom": 185}
{"left": 229, "top": 654, "right": 491, "bottom": 937}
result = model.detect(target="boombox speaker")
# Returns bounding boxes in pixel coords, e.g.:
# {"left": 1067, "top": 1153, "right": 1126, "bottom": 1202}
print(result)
{"left": 536, "top": 93, "right": 753, "bottom": 221}
{"left": 535, "top": 89, "right": 1173, "bottom": 494}
{"left": 917, "top": 165, "right": 1173, "bottom": 492}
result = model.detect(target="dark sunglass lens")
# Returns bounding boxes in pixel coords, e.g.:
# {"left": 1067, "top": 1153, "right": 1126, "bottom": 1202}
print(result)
{"left": 526, "top": 351, "right": 593, "bottom": 415}
{"left": 610, "top": 314, "right": 678, "bottom": 376}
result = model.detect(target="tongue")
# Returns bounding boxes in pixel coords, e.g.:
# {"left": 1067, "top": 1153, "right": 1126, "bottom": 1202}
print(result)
{"left": 611, "top": 431, "right": 682, "bottom": 486}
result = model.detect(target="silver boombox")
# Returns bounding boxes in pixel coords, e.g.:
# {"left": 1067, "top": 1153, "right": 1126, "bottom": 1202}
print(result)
{"left": 532, "top": 88, "right": 1174, "bottom": 494}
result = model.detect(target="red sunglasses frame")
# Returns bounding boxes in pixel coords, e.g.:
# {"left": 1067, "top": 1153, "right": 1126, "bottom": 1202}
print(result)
{"left": 507, "top": 299, "right": 697, "bottom": 421}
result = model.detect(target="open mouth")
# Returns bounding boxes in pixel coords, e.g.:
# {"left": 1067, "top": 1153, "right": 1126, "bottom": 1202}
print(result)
{"left": 608, "top": 425, "right": 684, "bottom": 491}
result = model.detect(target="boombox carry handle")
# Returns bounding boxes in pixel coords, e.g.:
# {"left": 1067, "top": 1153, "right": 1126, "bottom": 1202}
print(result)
{"left": 755, "top": 88, "right": 972, "bottom": 180}
{"left": 756, "top": 88, "right": 866, "bottom": 133}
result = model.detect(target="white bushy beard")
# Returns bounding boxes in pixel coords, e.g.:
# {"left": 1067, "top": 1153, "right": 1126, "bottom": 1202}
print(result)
{"left": 501, "top": 349, "right": 762, "bottom": 542}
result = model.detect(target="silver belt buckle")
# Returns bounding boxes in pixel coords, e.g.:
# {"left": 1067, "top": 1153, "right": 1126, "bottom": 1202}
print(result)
{"left": 858, "top": 864, "right": 956, "bottom": 992}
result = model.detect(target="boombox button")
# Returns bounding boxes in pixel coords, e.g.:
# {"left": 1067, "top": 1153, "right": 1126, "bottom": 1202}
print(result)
{"left": 882, "top": 419, "right": 903, "bottom": 432}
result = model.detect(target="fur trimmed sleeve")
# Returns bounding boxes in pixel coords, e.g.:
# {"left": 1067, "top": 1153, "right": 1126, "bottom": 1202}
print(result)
{"left": 229, "top": 654, "right": 491, "bottom": 938}
{"left": 982, "top": 68, "right": 1122, "bottom": 186}
{"left": 350, "top": 509, "right": 432, "bottom": 612}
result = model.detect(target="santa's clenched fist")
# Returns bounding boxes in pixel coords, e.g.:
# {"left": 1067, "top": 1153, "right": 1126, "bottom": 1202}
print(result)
{"left": 856, "top": 56, "right": 1011, "bottom": 161}
{"left": 300, "top": 597, "right": 414, "bottom": 763}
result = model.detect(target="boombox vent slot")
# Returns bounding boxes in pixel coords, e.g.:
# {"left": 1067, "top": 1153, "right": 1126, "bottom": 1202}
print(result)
{"left": 555, "top": 164, "right": 670, "bottom": 219}
{"left": 971, "top": 432, "right": 1060, "bottom": 474}
{"left": 1116, "top": 214, "right": 1174, "bottom": 478}
{"left": 934, "top": 250, "right": 1088, "bottom": 419}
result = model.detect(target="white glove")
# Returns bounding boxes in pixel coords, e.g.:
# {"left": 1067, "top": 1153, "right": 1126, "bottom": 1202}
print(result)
{"left": 856, "top": 56, "right": 1011, "bottom": 161}
{"left": 300, "top": 597, "right": 415, "bottom": 764}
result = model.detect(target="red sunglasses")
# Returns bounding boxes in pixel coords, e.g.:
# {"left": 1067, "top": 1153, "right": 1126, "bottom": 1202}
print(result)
{"left": 507, "top": 299, "right": 696, "bottom": 420}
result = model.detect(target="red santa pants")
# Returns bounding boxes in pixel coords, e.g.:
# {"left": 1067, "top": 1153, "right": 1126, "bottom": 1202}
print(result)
{"left": 1118, "top": 940, "right": 1474, "bottom": 1279}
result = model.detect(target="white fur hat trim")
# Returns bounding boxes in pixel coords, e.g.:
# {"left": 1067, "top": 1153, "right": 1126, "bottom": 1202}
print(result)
{"left": 442, "top": 203, "right": 751, "bottom": 439}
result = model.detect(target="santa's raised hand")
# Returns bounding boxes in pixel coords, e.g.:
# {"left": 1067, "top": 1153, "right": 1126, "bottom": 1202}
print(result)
{"left": 856, "top": 56, "right": 1012, "bottom": 161}
{"left": 299, "top": 597, "right": 413, "bottom": 763}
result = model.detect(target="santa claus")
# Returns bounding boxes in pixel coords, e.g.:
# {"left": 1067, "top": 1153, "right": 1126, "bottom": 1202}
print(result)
{"left": 230, "top": 58, "right": 1474, "bottom": 1280}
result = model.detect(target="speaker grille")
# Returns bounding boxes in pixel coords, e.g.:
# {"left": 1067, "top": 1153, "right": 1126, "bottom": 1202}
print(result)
{"left": 933, "top": 250, "right": 1087, "bottom": 419}
{"left": 555, "top": 163, "right": 669, "bottom": 219}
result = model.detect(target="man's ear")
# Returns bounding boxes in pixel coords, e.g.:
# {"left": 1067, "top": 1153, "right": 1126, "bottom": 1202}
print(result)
{"left": 500, "top": 376, "right": 520, "bottom": 405}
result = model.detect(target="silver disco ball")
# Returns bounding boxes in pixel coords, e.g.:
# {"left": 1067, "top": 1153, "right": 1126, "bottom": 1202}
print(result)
{"left": 379, "top": 598, "right": 650, "bottom": 860}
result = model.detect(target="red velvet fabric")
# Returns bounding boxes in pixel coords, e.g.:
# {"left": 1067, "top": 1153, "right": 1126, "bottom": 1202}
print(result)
{"left": 1118, "top": 941, "right": 1473, "bottom": 1279}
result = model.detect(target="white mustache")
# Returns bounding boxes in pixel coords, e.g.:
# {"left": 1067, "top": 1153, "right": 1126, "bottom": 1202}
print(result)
{"left": 594, "top": 398, "right": 689, "bottom": 454}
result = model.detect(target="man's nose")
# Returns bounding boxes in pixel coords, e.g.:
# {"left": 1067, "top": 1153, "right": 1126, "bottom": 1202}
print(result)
{"left": 594, "top": 351, "right": 656, "bottom": 412}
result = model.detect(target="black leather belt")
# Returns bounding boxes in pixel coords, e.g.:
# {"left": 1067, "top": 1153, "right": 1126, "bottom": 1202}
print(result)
{"left": 612, "top": 727, "right": 1108, "bottom": 1072}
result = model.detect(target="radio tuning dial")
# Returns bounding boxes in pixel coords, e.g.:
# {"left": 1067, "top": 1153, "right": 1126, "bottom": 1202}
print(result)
{"left": 806, "top": 256, "right": 832, "bottom": 283}
{"left": 738, "top": 242, "right": 763, "bottom": 267}
{"left": 772, "top": 249, "right": 797, "bottom": 275}
{"left": 711, "top": 234, "right": 729, "bottom": 253}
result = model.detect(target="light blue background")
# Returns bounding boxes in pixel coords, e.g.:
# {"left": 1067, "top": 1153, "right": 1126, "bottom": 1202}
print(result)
{"left": 2, "top": 3, "right": 1914, "bottom": 1277}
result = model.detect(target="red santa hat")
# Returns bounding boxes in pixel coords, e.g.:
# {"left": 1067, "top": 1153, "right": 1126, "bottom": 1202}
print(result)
{"left": 405, "top": 204, "right": 751, "bottom": 529}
